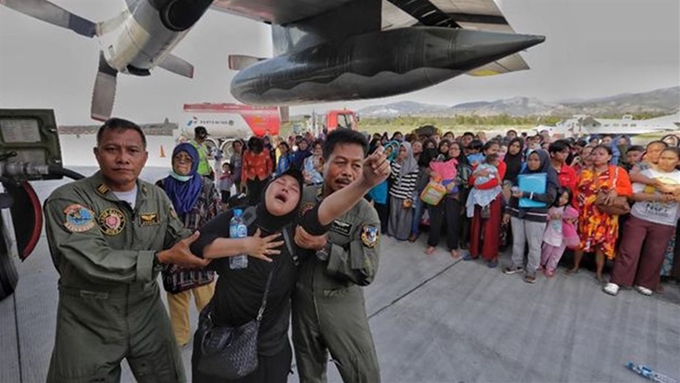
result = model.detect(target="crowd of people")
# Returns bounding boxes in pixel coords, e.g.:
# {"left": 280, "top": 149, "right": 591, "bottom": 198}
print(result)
{"left": 43, "top": 120, "right": 389, "bottom": 383}
{"left": 41, "top": 118, "right": 680, "bottom": 383}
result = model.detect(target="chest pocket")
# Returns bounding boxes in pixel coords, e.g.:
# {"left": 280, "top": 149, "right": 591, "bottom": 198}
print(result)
{"left": 131, "top": 210, "right": 168, "bottom": 250}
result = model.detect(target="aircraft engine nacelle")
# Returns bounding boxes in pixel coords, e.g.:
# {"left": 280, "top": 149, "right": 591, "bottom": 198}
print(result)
{"left": 231, "top": 27, "right": 544, "bottom": 106}
{"left": 105, "top": 0, "right": 213, "bottom": 75}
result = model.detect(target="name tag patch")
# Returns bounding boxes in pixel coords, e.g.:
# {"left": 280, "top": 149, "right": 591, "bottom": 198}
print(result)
{"left": 330, "top": 219, "right": 352, "bottom": 237}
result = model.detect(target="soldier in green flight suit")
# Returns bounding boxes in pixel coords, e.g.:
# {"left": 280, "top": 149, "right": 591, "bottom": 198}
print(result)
{"left": 292, "top": 129, "right": 382, "bottom": 383}
{"left": 43, "top": 118, "right": 209, "bottom": 383}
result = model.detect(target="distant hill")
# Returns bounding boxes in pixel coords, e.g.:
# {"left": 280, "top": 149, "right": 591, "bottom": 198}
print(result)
{"left": 357, "top": 86, "right": 680, "bottom": 118}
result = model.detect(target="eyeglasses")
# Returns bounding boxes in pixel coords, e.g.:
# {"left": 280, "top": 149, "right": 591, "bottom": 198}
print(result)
{"left": 173, "top": 154, "right": 193, "bottom": 163}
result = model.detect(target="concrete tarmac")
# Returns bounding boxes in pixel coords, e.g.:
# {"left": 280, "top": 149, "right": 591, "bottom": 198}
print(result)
{"left": 2, "top": 166, "right": 679, "bottom": 383}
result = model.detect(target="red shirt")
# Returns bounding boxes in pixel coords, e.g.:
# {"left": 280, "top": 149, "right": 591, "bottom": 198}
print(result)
{"left": 470, "top": 160, "right": 507, "bottom": 189}
{"left": 555, "top": 164, "right": 578, "bottom": 193}
{"left": 242, "top": 149, "right": 273, "bottom": 184}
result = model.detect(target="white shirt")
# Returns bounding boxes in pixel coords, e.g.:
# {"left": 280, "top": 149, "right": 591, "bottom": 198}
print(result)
{"left": 631, "top": 168, "right": 680, "bottom": 227}
{"left": 113, "top": 185, "right": 138, "bottom": 210}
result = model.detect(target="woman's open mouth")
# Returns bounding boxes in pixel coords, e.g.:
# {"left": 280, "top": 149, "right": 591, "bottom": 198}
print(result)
{"left": 274, "top": 193, "right": 289, "bottom": 203}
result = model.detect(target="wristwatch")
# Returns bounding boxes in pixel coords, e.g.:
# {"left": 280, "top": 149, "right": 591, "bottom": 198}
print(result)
{"left": 316, "top": 240, "right": 332, "bottom": 261}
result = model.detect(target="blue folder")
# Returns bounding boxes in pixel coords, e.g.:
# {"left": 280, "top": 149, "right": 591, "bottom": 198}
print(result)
{"left": 517, "top": 173, "right": 547, "bottom": 208}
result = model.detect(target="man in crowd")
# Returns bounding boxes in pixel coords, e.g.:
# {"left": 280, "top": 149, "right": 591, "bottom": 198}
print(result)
{"left": 293, "top": 129, "right": 382, "bottom": 383}
{"left": 43, "top": 118, "right": 208, "bottom": 382}
{"left": 190, "top": 125, "right": 213, "bottom": 178}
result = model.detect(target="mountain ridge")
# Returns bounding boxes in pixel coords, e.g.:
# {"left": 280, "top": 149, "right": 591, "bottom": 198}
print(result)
{"left": 357, "top": 86, "right": 680, "bottom": 118}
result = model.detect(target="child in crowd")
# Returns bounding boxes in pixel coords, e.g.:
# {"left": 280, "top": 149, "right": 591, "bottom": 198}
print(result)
{"left": 624, "top": 145, "right": 645, "bottom": 172}
{"left": 540, "top": 187, "right": 579, "bottom": 277}
{"left": 466, "top": 153, "right": 502, "bottom": 218}
{"left": 466, "top": 139, "right": 485, "bottom": 167}
{"left": 218, "top": 162, "right": 234, "bottom": 205}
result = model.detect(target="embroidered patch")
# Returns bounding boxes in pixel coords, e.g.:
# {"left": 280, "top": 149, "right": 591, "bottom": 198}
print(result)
{"left": 330, "top": 219, "right": 352, "bottom": 237}
{"left": 360, "top": 225, "right": 379, "bottom": 248}
{"left": 96, "top": 183, "right": 109, "bottom": 195}
{"left": 99, "top": 208, "right": 126, "bottom": 235}
{"left": 299, "top": 202, "right": 316, "bottom": 217}
{"left": 63, "top": 204, "right": 95, "bottom": 232}
{"left": 140, "top": 212, "right": 159, "bottom": 226}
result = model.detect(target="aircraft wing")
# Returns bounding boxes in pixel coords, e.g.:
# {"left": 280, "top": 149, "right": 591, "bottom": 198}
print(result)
{"left": 211, "top": 0, "right": 531, "bottom": 74}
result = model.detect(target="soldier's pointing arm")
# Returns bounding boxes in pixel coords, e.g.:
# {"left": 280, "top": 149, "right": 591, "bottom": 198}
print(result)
{"left": 326, "top": 206, "right": 381, "bottom": 286}
{"left": 45, "top": 196, "right": 159, "bottom": 284}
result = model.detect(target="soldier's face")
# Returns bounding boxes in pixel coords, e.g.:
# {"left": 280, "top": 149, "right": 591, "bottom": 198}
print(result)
{"left": 265, "top": 175, "right": 301, "bottom": 216}
{"left": 321, "top": 143, "right": 364, "bottom": 193}
{"left": 94, "top": 128, "right": 148, "bottom": 192}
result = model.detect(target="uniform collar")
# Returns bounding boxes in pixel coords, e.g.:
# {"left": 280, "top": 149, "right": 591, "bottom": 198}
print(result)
{"left": 89, "top": 171, "right": 149, "bottom": 200}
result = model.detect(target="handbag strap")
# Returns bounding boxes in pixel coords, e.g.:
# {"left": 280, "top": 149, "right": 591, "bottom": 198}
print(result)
{"left": 256, "top": 224, "right": 294, "bottom": 321}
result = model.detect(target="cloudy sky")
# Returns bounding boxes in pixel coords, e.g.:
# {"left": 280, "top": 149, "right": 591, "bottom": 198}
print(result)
{"left": 0, "top": 0, "right": 678, "bottom": 125}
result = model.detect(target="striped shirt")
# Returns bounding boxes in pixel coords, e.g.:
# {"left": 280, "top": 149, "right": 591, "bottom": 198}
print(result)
{"left": 389, "top": 161, "right": 419, "bottom": 200}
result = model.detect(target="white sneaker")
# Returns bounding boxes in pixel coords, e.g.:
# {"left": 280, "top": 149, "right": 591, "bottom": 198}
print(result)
{"left": 635, "top": 285, "right": 653, "bottom": 296}
{"left": 603, "top": 283, "right": 620, "bottom": 296}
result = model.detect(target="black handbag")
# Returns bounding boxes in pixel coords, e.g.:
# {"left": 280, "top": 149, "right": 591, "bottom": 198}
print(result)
{"left": 196, "top": 270, "right": 273, "bottom": 379}
{"left": 196, "top": 225, "right": 292, "bottom": 379}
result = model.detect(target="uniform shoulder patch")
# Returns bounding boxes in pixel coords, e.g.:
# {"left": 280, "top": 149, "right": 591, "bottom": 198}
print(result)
{"left": 360, "top": 225, "right": 379, "bottom": 248}
{"left": 63, "top": 204, "right": 95, "bottom": 232}
{"left": 299, "top": 202, "right": 316, "bottom": 217}
{"left": 99, "top": 208, "right": 126, "bottom": 236}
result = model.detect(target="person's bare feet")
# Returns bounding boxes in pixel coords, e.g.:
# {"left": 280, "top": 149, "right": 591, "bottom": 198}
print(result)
{"left": 566, "top": 267, "right": 579, "bottom": 275}
{"left": 450, "top": 249, "right": 460, "bottom": 258}
{"left": 424, "top": 246, "right": 436, "bottom": 255}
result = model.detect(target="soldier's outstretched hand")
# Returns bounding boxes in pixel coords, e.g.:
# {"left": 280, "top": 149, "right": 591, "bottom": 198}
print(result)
{"left": 361, "top": 146, "right": 390, "bottom": 188}
{"left": 159, "top": 231, "right": 210, "bottom": 269}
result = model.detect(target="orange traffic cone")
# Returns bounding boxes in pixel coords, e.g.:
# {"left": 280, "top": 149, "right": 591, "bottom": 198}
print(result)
{"left": 160, "top": 145, "right": 166, "bottom": 158}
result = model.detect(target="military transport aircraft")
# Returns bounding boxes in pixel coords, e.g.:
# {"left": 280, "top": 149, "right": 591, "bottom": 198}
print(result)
{"left": 1, "top": 0, "right": 544, "bottom": 121}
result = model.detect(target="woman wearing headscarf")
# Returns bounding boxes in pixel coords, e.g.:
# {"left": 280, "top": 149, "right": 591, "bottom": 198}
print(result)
{"left": 155, "top": 143, "right": 222, "bottom": 347}
{"left": 503, "top": 137, "right": 525, "bottom": 185}
{"left": 426, "top": 141, "right": 472, "bottom": 257}
{"left": 502, "top": 149, "right": 559, "bottom": 283}
{"left": 190, "top": 150, "right": 390, "bottom": 382}
{"left": 242, "top": 136, "right": 273, "bottom": 205}
{"left": 408, "top": 139, "right": 428, "bottom": 242}
{"left": 388, "top": 141, "right": 420, "bottom": 240}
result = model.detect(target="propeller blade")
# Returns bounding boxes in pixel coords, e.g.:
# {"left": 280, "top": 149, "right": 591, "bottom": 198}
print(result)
{"left": 0, "top": 0, "right": 96, "bottom": 37}
{"left": 158, "top": 54, "right": 194, "bottom": 78}
{"left": 91, "top": 52, "right": 118, "bottom": 121}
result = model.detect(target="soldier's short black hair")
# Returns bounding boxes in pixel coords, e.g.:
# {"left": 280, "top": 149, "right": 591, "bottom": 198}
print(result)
{"left": 322, "top": 129, "right": 368, "bottom": 161}
{"left": 96, "top": 118, "right": 146, "bottom": 149}
{"left": 548, "top": 139, "right": 571, "bottom": 154}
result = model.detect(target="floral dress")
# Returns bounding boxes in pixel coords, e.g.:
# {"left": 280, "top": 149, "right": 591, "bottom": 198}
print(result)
{"left": 576, "top": 166, "right": 631, "bottom": 260}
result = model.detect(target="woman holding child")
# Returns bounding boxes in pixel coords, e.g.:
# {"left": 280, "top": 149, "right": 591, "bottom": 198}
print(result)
{"left": 604, "top": 147, "right": 680, "bottom": 296}
{"left": 465, "top": 140, "right": 506, "bottom": 267}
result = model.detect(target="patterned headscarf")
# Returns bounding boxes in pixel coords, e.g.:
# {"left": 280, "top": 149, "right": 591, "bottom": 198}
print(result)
{"left": 163, "top": 143, "right": 203, "bottom": 214}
